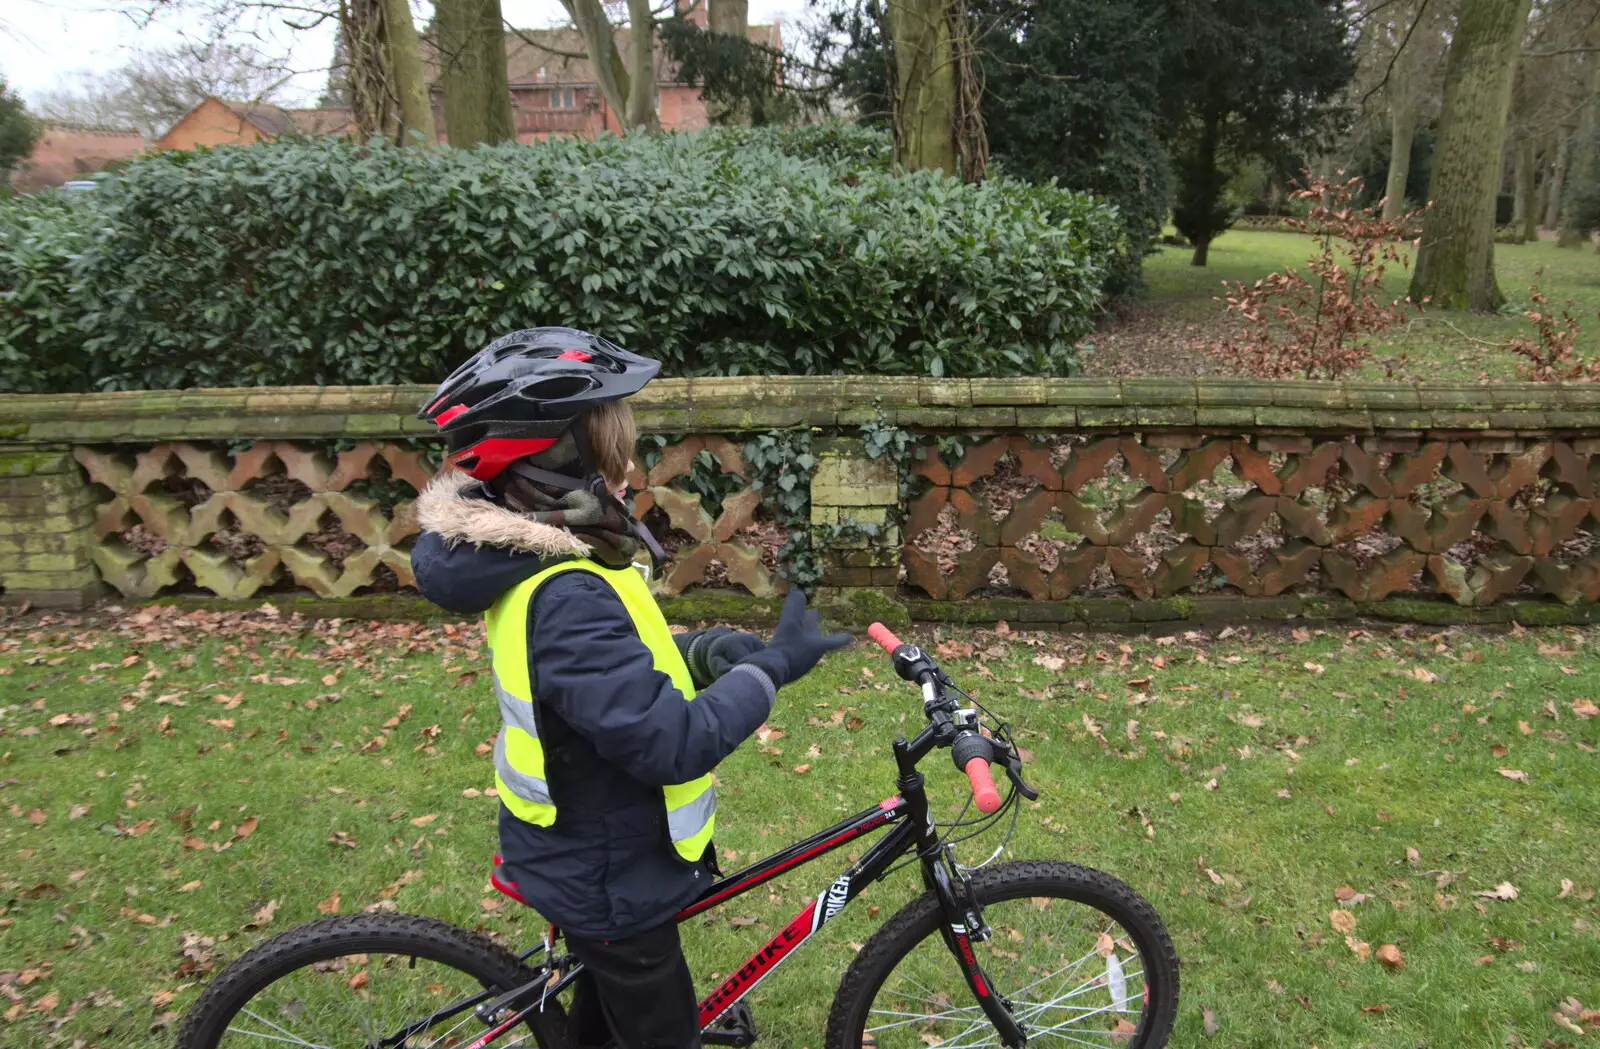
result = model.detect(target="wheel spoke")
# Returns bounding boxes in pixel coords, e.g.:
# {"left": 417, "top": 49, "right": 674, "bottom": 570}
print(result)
{"left": 221, "top": 1029, "right": 333, "bottom": 1049}
{"left": 417, "top": 1000, "right": 489, "bottom": 1049}
{"left": 854, "top": 872, "right": 1170, "bottom": 1049}
{"left": 1031, "top": 1028, "right": 1132, "bottom": 1048}
{"left": 231, "top": 1008, "right": 333, "bottom": 1048}
{"left": 206, "top": 934, "right": 552, "bottom": 1049}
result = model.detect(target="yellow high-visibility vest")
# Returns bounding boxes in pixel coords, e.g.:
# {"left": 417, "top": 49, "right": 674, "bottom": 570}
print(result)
{"left": 483, "top": 559, "right": 716, "bottom": 863}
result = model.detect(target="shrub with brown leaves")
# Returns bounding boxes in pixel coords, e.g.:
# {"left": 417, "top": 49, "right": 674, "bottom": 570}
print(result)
{"left": 1208, "top": 173, "right": 1424, "bottom": 380}
{"left": 1505, "top": 289, "right": 1600, "bottom": 382}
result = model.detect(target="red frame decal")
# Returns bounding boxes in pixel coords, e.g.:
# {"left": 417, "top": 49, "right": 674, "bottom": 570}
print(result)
{"left": 698, "top": 898, "right": 820, "bottom": 1027}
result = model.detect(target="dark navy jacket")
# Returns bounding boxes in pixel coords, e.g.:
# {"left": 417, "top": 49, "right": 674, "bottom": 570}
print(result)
{"left": 411, "top": 477, "right": 774, "bottom": 940}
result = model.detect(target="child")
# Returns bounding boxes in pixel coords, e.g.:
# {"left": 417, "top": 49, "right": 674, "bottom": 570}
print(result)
{"left": 411, "top": 327, "right": 850, "bottom": 1048}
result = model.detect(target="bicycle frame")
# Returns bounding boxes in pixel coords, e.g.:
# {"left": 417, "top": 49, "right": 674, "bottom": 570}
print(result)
{"left": 443, "top": 722, "right": 1028, "bottom": 1049}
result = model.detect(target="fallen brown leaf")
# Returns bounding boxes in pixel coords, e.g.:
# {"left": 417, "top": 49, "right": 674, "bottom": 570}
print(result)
{"left": 1474, "top": 882, "right": 1518, "bottom": 901}
{"left": 1375, "top": 944, "right": 1404, "bottom": 970}
{"left": 244, "top": 899, "right": 278, "bottom": 930}
{"left": 1496, "top": 768, "right": 1530, "bottom": 783}
{"left": 315, "top": 892, "right": 341, "bottom": 915}
{"left": 1552, "top": 1012, "right": 1585, "bottom": 1037}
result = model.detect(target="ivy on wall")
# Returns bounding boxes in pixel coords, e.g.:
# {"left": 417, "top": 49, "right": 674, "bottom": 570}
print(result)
{"left": 744, "top": 429, "right": 821, "bottom": 591}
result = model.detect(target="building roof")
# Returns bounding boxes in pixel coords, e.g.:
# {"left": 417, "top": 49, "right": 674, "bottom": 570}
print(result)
{"left": 218, "top": 100, "right": 302, "bottom": 138}
{"left": 37, "top": 120, "right": 143, "bottom": 138}
{"left": 179, "top": 99, "right": 354, "bottom": 140}
{"left": 285, "top": 107, "right": 356, "bottom": 136}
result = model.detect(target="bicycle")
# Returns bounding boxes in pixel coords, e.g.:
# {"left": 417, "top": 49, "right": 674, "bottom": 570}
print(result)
{"left": 178, "top": 623, "right": 1179, "bottom": 1049}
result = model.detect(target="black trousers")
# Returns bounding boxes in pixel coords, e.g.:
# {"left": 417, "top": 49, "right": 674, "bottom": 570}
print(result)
{"left": 566, "top": 920, "right": 701, "bottom": 1049}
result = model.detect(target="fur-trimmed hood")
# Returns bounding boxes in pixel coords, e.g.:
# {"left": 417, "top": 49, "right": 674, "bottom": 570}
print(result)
{"left": 410, "top": 469, "right": 588, "bottom": 615}
{"left": 416, "top": 468, "right": 590, "bottom": 558}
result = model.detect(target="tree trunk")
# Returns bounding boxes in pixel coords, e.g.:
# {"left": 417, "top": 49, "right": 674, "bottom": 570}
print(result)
{"left": 1544, "top": 129, "right": 1571, "bottom": 228}
{"left": 1385, "top": 95, "right": 1418, "bottom": 220}
{"left": 379, "top": 0, "right": 436, "bottom": 145}
{"left": 1557, "top": 62, "right": 1600, "bottom": 247}
{"left": 560, "top": 0, "right": 633, "bottom": 129}
{"left": 708, "top": 0, "right": 748, "bottom": 38}
{"left": 1515, "top": 135, "right": 1537, "bottom": 240}
{"left": 341, "top": 0, "right": 396, "bottom": 140}
{"left": 624, "top": 0, "right": 661, "bottom": 131}
{"left": 436, "top": 0, "right": 515, "bottom": 147}
{"left": 885, "top": 0, "right": 957, "bottom": 174}
{"left": 1409, "top": 0, "right": 1534, "bottom": 312}
{"left": 1176, "top": 107, "right": 1225, "bottom": 267}
{"left": 704, "top": 0, "right": 753, "bottom": 124}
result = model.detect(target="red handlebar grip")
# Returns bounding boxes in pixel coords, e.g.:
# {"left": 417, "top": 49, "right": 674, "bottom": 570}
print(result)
{"left": 964, "top": 756, "right": 1003, "bottom": 814}
{"left": 867, "top": 622, "right": 904, "bottom": 654}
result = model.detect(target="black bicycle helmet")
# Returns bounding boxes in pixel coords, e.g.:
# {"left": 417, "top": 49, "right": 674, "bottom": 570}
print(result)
{"left": 419, "top": 327, "right": 660, "bottom": 482}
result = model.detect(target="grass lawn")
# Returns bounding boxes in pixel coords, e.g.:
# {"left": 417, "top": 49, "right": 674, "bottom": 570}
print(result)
{"left": 1088, "top": 230, "right": 1600, "bottom": 382}
{"left": 2, "top": 605, "right": 1597, "bottom": 1048}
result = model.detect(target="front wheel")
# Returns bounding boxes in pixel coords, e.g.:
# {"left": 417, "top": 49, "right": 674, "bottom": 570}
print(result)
{"left": 825, "top": 861, "right": 1179, "bottom": 1049}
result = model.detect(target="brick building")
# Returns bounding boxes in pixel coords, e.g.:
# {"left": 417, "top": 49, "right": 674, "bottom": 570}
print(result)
{"left": 156, "top": 99, "right": 354, "bottom": 150}
{"left": 448, "top": 14, "right": 783, "bottom": 141}
{"left": 9, "top": 122, "right": 144, "bottom": 193}
{"left": 153, "top": 15, "right": 780, "bottom": 149}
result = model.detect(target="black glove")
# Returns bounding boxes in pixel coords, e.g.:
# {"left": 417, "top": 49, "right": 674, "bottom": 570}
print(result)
{"left": 679, "top": 628, "right": 766, "bottom": 688}
{"left": 737, "top": 588, "right": 853, "bottom": 690}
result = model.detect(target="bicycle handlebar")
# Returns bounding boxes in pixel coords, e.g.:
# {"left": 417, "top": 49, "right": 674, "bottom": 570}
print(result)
{"left": 866, "top": 622, "right": 904, "bottom": 654}
{"left": 963, "top": 756, "right": 1003, "bottom": 814}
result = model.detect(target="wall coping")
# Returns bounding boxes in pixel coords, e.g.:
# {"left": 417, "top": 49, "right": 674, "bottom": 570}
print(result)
{"left": 5, "top": 377, "right": 1600, "bottom": 443}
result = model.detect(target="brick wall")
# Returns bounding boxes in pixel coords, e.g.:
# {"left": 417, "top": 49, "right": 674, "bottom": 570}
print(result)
{"left": 10, "top": 124, "right": 144, "bottom": 193}
{"left": 1, "top": 378, "right": 1597, "bottom": 626}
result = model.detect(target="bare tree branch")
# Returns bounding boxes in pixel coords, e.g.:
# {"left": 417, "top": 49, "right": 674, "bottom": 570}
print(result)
{"left": 505, "top": 22, "right": 592, "bottom": 60}
{"left": 1360, "top": 0, "right": 1432, "bottom": 107}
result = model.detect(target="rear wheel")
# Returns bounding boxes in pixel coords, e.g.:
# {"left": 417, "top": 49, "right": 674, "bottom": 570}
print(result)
{"left": 176, "top": 913, "right": 571, "bottom": 1049}
{"left": 825, "top": 861, "right": 1179, "bottom": 1049}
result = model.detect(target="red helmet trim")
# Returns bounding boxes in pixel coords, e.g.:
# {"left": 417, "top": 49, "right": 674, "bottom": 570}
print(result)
{"left": 557, "top": 349, "right": 593, "bottom": 361}
{"left": 451, "top": 436, "right": 559, "bottom": 481}
{"left": 433, "top": 403, "right": 469, "bottom": 426}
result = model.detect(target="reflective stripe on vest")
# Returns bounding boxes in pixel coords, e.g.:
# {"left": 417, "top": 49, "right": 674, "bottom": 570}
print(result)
{"left": 483, "top": 559, "right": 717, "bottom": 863}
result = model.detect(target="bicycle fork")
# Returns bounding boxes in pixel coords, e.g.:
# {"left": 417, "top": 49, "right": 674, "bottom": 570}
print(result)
{"left": 928, "top": 847, "right": 1028, "bottom": 1048}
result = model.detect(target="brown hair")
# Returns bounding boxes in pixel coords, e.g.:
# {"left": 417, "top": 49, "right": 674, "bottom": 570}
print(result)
{"left": 584, "top": 399, "right": 636, "bottom": 491}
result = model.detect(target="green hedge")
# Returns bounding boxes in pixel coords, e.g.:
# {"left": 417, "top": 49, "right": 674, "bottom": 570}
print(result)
{"left": 0, "top": 193, "right": 94, "bottom": 395}
{"left": 0, "top": 126, "right": 1119, "bottom": 392}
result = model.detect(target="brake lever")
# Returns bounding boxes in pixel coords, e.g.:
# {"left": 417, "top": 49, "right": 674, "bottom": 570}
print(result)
{"left": 1000, "top": 748, "right": 1040, "bottom": 802}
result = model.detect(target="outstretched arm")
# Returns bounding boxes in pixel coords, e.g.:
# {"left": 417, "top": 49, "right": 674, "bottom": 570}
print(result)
{"left": 529, "top": 574, "right": 775, "bottom": 785}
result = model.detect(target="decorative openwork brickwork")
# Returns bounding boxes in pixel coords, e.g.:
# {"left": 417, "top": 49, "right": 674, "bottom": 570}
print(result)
{"left": 904, "top": 434, "right": 1600, "bottom": 607}
{"left": 5, "top": 379, "right": 1600, "bottom": 620}
{"left": 73, "top": 441, "right": 433, "bottom": 600}
{"left": 628, "top": 436, "right": 783, "bottom": 598}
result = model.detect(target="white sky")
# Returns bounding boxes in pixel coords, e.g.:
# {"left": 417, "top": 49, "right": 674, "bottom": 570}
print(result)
{"left": 0, "top": 0, "right": 801, "bottom": 107}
